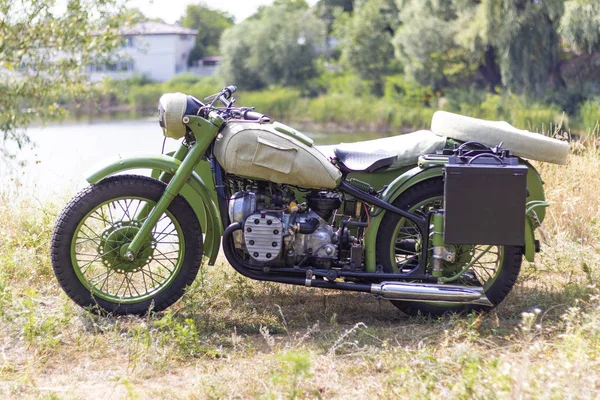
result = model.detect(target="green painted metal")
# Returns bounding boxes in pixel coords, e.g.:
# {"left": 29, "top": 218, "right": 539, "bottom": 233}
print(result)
{"left": 363, "top": 166, "right": 443, "bottom": 272}
{"left": 347, "top": 166, "right": 412, "bottom": 192}
{"left": 379, "top": 165, "right": 445, "bottom": 211}
{"left": 524, "top": 162, "right": 546, "bottom": 223}
{"left": 124, "top": 113, "right": 222, "bottom": 262}
{"left": 86, "top": 154, "right": 222, "bottom": 265}
{"left": 273, "top": 121, "right": 314, "bottom": 147}
{"left": 431, "top": 212, "right": 445, "bottom": 278}
{"left": 523, "top": 201, "right": 548, "bottom": 262}
{"left": 363, "top": 156, "right": 547, "bottom": 271}
{"left": 70, "top": 197, "right": 186, "bottom": 304}
{"left": 194, "top": 160, "right": 219, "bottom": 208}
{"left": 438, "top": 245, "right": 493, "bottom": 283}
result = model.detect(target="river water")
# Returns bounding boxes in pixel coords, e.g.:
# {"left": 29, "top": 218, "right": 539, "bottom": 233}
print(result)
{"left": 1, "top": 118, "right": 392, "bottom": 200}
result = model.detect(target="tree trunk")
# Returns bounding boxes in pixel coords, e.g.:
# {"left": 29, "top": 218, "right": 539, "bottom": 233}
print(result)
{"left": 478, "top": 46, "right": 502, "bottom": 93}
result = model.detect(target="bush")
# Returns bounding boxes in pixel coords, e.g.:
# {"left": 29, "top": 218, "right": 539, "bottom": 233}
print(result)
{"left": 164, "top": 72, "right": 204, "bottom": 88}
{"left": 578, "top": 98, "right": 600, "bottom": 134}
{"left": 237, "top": 88, "right": 302, "bottom": 121}
{"left": 128, "top": 84, "right": 165, "bottom": 112}
{"left": 384, "top": 75, "right": 436, "bottom": 107}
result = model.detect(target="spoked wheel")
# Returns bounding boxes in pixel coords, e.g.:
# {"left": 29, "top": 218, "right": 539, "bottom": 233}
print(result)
{"left": 51, "top": 175, "right": 203, "bottom": 315}
{"left": 375, "top": 178, "right": 522, "bottom": 317}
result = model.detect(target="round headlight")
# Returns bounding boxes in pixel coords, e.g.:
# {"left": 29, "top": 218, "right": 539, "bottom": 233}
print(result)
{"left": 158, "top": 92, "right": 188, "bottom": 139}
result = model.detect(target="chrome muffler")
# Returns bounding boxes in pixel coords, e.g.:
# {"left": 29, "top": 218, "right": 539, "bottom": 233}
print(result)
{"left": 371, "top": 282, "right": 493, "bottom": 306}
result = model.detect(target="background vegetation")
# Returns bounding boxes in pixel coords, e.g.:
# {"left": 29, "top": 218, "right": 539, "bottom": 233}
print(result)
{"left": 78, "top": 0, "right": 600, "bottom": 136}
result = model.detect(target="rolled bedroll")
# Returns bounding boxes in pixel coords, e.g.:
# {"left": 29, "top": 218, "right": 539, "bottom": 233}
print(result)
{"left": 430, "top": 111, "right": 570, "bottom": 165}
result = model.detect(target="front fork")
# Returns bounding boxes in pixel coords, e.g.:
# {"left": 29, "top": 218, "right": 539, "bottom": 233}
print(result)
{"left": 123, "top": 113, "right": 222, "bottom": 261}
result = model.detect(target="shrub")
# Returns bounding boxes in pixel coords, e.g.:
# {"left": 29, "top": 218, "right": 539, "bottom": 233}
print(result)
{"left": 578, "top": 98, "right": 600, "bottom": 135}
{"left": 128, "top": 84, "right": 165, "bottom": 112}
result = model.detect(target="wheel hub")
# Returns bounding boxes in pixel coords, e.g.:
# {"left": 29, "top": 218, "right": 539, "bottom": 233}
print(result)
{"left": 98, "top": 221, "right": 155, "bottom": 273}
{"left": 442, "top": 245, "right": 475, "bottom": 274}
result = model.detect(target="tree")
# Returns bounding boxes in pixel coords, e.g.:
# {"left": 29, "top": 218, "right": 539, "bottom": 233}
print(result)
{"left": 0, "top": 0, "right": 130, "bottom": 155}
{"left": 393, "top": 1, "right": 471, "bottom": 91}
{"left": 559, "top": 0, "right": 600, "bottom": 54}
{"left": 219, "top": 1, "right": 325, "bottom": 89}
{"left": 315, "top": 0, "right": 354, "bottom": 34}
{"left": 180, "top": 4, "right": 234, "bottom": 66}
{"left": 333, "top": 0, "right": 398, "bottom": 95}
{"left": 394, "top": 0, "right": 568, "bottom": 95}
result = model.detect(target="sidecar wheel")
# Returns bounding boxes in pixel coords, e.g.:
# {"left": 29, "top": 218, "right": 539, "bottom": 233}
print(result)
{"left": 50, "top": 175, "right": 203, "bottom": 315}
{"left": 375, "top": 178, "right": 522, "bottom": 317}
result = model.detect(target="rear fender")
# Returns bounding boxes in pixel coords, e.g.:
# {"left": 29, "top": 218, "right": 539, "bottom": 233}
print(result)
{"left": 86, "top": 154, "right": 222, "bottom": 265}
{"left": 364, "top": 166, "right": 443, "bottom": 272}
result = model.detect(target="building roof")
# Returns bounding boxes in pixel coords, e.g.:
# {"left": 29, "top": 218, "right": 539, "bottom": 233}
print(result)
{"left": 120, "top": 21, "right": 198, "bottom": 36}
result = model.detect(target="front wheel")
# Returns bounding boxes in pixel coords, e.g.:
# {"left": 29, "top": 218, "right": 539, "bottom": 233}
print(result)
{"left": 50, "top": 175, "right": 203, "bottom": 315}
{"left": 375, "top": 178, "right": 522, "bottom": 317}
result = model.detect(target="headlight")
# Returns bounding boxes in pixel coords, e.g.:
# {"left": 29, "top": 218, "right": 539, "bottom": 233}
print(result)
{"left": 158, "top": 92, "right": 188, "bottom": 139}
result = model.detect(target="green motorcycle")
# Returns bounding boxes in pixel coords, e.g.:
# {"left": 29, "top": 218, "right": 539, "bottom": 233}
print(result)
{"left": 50, "top": 86, "right": 569, "bottom": 316}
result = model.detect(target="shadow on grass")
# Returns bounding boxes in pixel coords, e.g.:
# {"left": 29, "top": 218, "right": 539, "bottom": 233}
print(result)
{"left": 74, "top": 268, "right": 598, "bottom": 360}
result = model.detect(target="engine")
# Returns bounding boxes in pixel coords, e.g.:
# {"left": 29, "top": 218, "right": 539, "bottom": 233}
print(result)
{"left": 228, "top": 186, "right": 345, "bottom": 268}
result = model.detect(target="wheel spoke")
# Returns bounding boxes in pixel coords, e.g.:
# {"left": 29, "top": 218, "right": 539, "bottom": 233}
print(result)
{"left": 71, "top": 192, "right": 185, "bottom": 304}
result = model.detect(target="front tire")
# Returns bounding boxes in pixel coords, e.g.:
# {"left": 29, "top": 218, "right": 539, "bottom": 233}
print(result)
{"left": 375, "top": 178, "right": 522, "bottom": 317}
{"left": 50, "top": 175, "right": 203, "bottom": 315}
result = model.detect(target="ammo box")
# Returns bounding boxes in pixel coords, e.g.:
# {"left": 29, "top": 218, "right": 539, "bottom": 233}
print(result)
{"left": 443, "top": 155, "right": 528, "bottom": 245}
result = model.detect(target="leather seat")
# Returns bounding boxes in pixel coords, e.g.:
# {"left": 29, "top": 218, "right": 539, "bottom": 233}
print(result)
{"left": 333, "top": 148, "right": 398, "bottom": 172}
{"left": 316, "top": 130, "right": 447, "bottom": 172}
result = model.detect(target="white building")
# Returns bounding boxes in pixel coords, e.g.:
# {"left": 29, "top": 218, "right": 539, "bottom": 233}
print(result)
{"left": 89, "top": 22, "right": 198, "bottom": 82}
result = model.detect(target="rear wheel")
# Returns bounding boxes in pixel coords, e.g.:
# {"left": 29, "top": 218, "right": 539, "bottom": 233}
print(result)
{"left": 375, "top": 178, "right": 522, "bottom": 316}
{"left": 51, "top": 175, "right": 203, "bottom": 315}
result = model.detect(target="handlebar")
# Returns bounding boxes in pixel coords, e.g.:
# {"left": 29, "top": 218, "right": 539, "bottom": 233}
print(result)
{"left": 199, "top": 85, "right": 270, "bottom": 122}
{"left": 222, "top": 85, "right": 237, "bottom": 100}
{"left": 239, "top": 110, "right": 270, "bottom": 122}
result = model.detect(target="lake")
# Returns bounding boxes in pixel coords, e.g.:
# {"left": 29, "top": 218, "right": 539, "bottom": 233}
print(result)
{"left": 1, "top": 118, "right": 393, "bottom": 200}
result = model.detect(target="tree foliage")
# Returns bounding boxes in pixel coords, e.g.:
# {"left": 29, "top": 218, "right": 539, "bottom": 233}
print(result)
{"left": 393, "top": 1, "right": 472, "bottom": 91}
{"left": 180, "top": 4, "right": 234, "bottom": 66}
{"left": 393, "top": 0, "right": 570, "bottom": 95}
{"left": 219, "top": 1, "right": 325, "bottom": 89}
{"left": 315, "top": 0, "right": 354, "bottom": 34}
{"left": 0, "top": 0, "right": 130, "bottom": 152}
{"left": 560, "top": 0, "right": 600, "bottom": 54}
{"left": 333, "top": 0, "right": 398, "bottom": 95}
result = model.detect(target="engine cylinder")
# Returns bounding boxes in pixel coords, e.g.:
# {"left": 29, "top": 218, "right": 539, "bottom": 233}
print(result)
{"left": 306, "top": 191, "right": 342, "bottom": 221}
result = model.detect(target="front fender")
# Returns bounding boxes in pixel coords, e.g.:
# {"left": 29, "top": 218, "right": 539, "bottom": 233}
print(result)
{"left": 86, "top": 153, "right": 222, "bottom": 265}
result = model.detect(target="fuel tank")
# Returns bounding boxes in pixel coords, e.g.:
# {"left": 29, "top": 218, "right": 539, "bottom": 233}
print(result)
{"left": 213, "top": 122, "right": 342, "bottom": 189}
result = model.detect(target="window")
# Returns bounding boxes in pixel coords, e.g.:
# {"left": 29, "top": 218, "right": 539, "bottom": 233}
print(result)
{"left": 124, "top": 36, "right": 134, "bottom": 48}
{"left": 121, "top": 61, "right": 134, "bottom": 72}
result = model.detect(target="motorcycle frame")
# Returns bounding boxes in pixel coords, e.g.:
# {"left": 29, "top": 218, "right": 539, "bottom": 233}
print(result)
{"left": 84, "top": 114, "right": 548, "bottom": 275}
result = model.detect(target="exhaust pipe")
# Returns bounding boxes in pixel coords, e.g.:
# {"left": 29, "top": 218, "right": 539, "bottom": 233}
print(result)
{"left": 371, "top": 282, "right": 493, "bottom": 307}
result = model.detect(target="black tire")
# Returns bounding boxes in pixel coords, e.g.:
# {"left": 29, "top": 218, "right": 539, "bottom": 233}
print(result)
{"left": 50, "top": 175, "right": 203, "bottom": 315}
{"left": 375, "top": 178, "right": 522, "bottom": 317}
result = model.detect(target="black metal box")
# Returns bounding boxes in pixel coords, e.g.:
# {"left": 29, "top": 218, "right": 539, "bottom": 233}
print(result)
{"left": 443, "top": 158, "right": 528, "bottom": 245}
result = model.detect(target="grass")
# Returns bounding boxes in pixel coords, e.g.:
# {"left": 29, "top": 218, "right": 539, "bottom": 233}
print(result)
{"left": 1, "top": 137, "right": 600, "bottom": 399}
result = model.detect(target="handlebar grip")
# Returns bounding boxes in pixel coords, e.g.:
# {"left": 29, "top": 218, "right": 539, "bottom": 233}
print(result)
{"left": 223, "top": 85, "right": 237, "bottom": 99}
{"left": 243, "top": 110, "right": 270, "bottom": 122}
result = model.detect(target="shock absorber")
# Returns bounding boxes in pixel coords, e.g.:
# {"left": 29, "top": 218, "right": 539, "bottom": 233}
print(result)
{"left": 430, "top": 212, "right": 455, "bottom": 279}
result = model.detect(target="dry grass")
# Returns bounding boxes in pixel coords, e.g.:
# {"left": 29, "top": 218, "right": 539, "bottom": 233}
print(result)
{"left": 1, "top": 140, "right": 600, "bottom": 399}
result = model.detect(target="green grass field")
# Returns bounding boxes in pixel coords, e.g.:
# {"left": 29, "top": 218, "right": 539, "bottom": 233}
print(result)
{"left": 1, "top": 138, "right": 599, "bottom": 399}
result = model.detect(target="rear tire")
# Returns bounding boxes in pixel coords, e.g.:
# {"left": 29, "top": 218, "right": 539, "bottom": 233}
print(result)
{"left": 375, "top": 178, "right": 522, "bottom": 317}
{"left": 50, "top": 175, "right": 203, "bottom": 315}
